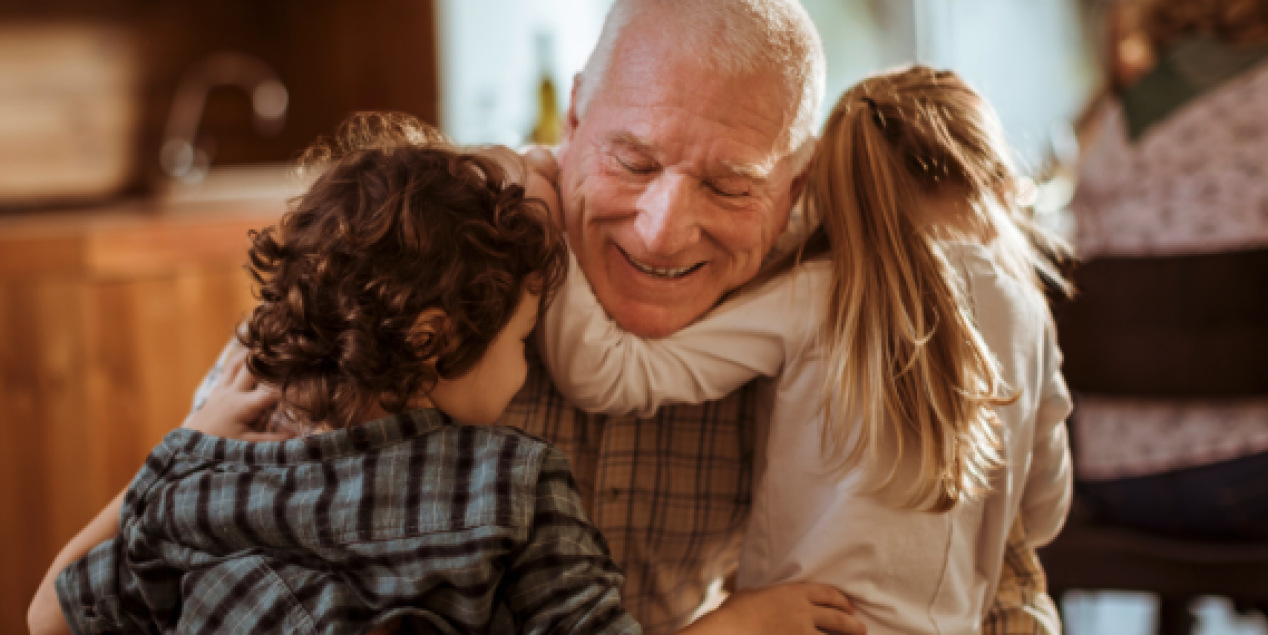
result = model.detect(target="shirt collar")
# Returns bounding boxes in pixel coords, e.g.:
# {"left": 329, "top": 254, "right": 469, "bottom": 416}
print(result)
{"left": 172, "top": 408, "right": 455, "bottom": 464}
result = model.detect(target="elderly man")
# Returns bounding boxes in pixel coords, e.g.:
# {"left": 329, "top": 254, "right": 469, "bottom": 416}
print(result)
{"left": 34, "top": 2, "right": 1060, "bottom": 634}
{"left": 510, "top": 2, "right": 1060, "bottom": 634}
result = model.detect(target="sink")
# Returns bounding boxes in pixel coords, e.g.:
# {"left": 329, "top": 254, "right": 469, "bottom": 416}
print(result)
{"left": 157, "top": 163, "right": 318, "bottom": 205}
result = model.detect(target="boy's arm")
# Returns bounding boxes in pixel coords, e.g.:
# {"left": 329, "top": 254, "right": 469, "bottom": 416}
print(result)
{"left": 540, "top": 251, "right": 824, "bottom": 418}
{"left": 28, "top": 490, "right": 125, "bottom": 635}
{"left": 503, "top": 447, "right": 641, "bottom": 634}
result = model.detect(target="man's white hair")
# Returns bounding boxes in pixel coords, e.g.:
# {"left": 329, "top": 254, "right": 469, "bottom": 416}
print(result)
{"left": 575, "top": 0, "right": 826, "bottom": 171}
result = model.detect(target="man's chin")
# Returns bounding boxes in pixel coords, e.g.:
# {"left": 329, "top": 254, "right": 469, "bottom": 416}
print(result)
{"left": 604, "top": 297, "right": 711, "bottom": 339}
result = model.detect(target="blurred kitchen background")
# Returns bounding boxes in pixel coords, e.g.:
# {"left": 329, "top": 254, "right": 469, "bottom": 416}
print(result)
{"left": 0, "top": 1, "right": 1262, "bottom": 634}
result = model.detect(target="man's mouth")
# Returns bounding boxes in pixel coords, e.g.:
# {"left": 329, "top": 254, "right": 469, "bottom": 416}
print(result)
{"left": 617, "top": 246, "right": 706, "bottom": 280}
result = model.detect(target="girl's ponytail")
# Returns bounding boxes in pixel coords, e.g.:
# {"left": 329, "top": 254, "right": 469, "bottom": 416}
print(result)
{"left": 808, "top": 67, "right": 1050, "bottom": 512}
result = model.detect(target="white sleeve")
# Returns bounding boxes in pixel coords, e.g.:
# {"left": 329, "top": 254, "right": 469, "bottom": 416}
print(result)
{"left": 1020, "top": 321, "right": 1074, "bottom": 547}
{"left": 540, "top": 249, "right": 827, "bottom": 418}
{"left": 189, "top": 336, "right": 247, "bottom": 417}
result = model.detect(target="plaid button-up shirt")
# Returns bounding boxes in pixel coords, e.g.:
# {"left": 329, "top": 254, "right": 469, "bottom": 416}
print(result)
{"left": 192, "top": 341, "right": 1059, "bottom": 635}
{"left": 56, "top": 409, "right": 640, "bottom": 635}
{"left": 501, "top": 352, "right": 1062, "bottom": 635}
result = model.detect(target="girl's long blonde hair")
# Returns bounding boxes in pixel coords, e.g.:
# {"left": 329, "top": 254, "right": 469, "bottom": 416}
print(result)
{"left": 804, "top": 66, "right": 1070, "bottom": 512}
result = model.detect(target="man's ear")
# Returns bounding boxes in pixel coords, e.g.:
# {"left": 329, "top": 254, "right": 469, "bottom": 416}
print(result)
{"left": 559, "top": 74, "right": 583, "bottom": 158}
{"left": 789, "top": 149, "right": 816, "bottom": 204}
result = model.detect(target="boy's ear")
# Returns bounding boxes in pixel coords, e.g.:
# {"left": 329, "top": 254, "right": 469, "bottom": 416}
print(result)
{"left": 410, "top": 308, "right": 449, "bottom": 357}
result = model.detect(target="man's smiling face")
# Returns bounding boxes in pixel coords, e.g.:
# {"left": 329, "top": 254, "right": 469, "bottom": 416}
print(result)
{"left": 555, "top": 27, "right": 806, "bottom": 338}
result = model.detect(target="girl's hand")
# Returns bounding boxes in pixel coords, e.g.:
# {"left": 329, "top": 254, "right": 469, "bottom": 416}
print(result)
{"left": 475, "top": 145, "right": 563, "bottom": 228}
{"left": 521, "top": 146, "right": 563, "bottom": 229}
{"left": 183, "top": 350, "right": 287, "bottom": 441}
{"left": 523, "top": 145, "right": 559, "bottom": 183}
{"left": 525, "top": 171, "right": 563, "bottom": 229}
{"left": 684, "top": 583, "right": 867, "bottom": 635}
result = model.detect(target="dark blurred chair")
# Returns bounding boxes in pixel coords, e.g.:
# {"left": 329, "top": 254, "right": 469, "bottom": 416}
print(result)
{"left": 1044, "top": 242, "right": 1268, "bottom": 634}
{"left": 1039, "top": 491, "right": 1268, "bottom": 634}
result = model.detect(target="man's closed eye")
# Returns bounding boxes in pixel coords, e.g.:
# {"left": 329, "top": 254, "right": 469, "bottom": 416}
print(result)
{"left": 707, "top": 179, "right": 752, "bottom": 198}
{"left": 616, "top": 155, "right": 657, "bottom": 175}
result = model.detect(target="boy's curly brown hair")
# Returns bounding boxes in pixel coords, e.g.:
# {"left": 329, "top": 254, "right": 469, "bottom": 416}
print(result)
{"left": 242, "top": 112, "right": 568, "bottom": 429}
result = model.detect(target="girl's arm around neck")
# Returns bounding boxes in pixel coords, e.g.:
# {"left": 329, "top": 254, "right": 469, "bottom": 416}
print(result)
{"left": 539, "top": 252, "right": 829, "bottom": 418}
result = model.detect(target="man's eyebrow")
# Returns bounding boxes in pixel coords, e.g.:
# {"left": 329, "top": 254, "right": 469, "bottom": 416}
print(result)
{"left": 605, "top": 131, "right": 657, "bottom": 154}
{"left": 718, "top": 159, "right": 771, "bottom": 182}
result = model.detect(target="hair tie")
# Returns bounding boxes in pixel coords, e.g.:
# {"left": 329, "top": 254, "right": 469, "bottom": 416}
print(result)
{"left": 860, "top": 96, "right": 886, "bottom": 130}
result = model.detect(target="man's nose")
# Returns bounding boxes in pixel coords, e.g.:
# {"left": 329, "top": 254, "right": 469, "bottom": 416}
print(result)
{"left": 634, "top": 173, "right": 702, "bottom": 255}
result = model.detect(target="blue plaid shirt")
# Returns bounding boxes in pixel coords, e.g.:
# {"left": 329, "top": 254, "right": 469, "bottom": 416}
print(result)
{"left": 56, "top": 409, "right": 640, "bottom": 635}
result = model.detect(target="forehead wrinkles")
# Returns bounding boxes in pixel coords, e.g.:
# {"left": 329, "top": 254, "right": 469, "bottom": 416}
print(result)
{"left": 607, "top": 79, "right": 788, "bottom": 141}
{"left": 593, "top": 48, "right": 794, "bottom": 162}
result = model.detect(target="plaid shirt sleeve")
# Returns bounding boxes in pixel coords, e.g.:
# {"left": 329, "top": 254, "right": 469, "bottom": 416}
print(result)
{"left": 55, "top": 440, "right": 182, "bottom": 634}
{"left": 982, "top": 518, "right": 1063, "bottom": 635}
{"left": 55, "top": 538, "right": 152, "bottom": 635}
{"left": 505, "top": 446, "right": 641, "bottom": 634}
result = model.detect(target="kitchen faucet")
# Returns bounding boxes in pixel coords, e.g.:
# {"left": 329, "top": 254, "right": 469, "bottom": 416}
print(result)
{"left": 160, "top": 52, "right": 288, "bottom": 183}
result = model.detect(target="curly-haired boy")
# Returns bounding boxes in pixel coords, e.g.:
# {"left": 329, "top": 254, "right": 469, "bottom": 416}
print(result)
{"left": 34, "top": 113, "right": 640, "bottom": 635}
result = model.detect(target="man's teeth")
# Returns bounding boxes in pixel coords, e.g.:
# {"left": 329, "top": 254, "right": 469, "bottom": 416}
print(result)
{"left": 627, "top": 254, "right": 701, "bottom": 278}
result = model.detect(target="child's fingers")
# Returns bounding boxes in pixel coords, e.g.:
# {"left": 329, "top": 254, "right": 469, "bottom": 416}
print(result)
{"left": 814, "top": 607, "right": 868, "bottom": 634}
{"left": 525, "top": 172, "right": 563, "bottom": 228}
{"left": 246, "top": 384, "right": 280, "bottom": 409}
{"left": 523, "top": 146, "right": 559, "bottom": 182}
{"left": 222, "top": 350, "right": 249, "bottom": 389}
{"left": 236, "top": 386, "right": 280, "bottom": 428}
{"left": 479, "top": 145, "right": 527, "bottom": 182}
{"left": 807, "top": 584, "right": 856, "bottom": 614}
{"left": 231, "top": 357, "right": 260, "bottom": 392}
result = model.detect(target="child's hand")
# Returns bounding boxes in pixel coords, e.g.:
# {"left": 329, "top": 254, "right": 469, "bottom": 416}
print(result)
{"left": 525, "top": 171, "right": 563, "bottom": 229}
{"left": 183, "top": 350, "right": 287, "bottom": 442}
{"left": 523, "top": 145, "right": 559, "bottom": 183}
{"left": 522, "top": 146, "right": 563, "bottom": 228}
{"left": 476, "top": 145, "right": 563, "bottom": 228}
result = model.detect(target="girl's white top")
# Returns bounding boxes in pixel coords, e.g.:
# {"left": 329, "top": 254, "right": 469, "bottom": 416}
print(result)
{"left": 541, "top": 242, "right": 1073, "bottom": 635}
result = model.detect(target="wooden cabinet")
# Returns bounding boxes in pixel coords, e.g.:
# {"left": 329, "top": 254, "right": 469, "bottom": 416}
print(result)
{"left": 0, "top": 200, "right": 281, "bottom": 633}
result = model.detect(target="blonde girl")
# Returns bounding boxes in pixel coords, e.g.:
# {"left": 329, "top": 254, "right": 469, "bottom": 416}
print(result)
{"left": 540, "top": 65, "right": 1074, "bottom": 634}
